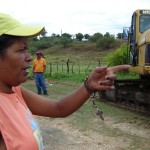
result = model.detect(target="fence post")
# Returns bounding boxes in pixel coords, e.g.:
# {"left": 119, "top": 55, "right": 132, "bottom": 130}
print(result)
{"left": 78, "top": 62, "right": 80, "bottom": 74}
{"left": 66, "top": 59, "right": 69, "bottom": 74}
{"left": 62, "top": 63, "right": 63, "bottom": 73}
{"left": 71, "top": 62, "right": 75, "bottom": 74}
{"left": 98, "top": 59, "right": 101, "bottom": 66}
{"left": 49, "top": 62, "right": 52, "bottom": 77}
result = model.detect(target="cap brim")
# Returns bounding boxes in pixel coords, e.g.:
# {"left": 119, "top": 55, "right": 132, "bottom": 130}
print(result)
{"left": 5, "top": 25, "right": 45, "bottom": 37}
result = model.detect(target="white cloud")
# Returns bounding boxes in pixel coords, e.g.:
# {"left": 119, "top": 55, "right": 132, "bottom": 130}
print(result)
{"left": 0, "top": 0, "right": 150, "bottom": 36}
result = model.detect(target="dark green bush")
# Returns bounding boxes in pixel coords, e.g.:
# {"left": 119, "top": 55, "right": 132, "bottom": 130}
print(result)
{"left": 96, "top": 36, "right": 115, "bottom": 49}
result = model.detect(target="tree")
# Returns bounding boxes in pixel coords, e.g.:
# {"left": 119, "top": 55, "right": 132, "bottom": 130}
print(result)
{"left": 104, "top": 32, "right": 111, "bottom": 38}
{"left": 62, "top": 33, "right": 72, "bottom": 38}
{"left": 76, "top": 33, "right": 83, "bottom": 41}
{"left": 55, "top": 34, "right": 61, "bottom": 38}
{"left": 60, "top": 37, "right": 73, "bottom": 47}
{"left": 84, "top": 34, "right": 90, "bottom": 39}
{"left": 96, "top": 36, "right": 115, "bottom": 49}
{"left": 51, "top": 33, "right": 56, "bottom": 37}
{"left": 89, "top": 32, "right": 103, "bottom": 42}
{"left": 116, "top": 33, "right": 123, "bottom": 39}
{"left": 41, "top": 30, "right": 47, "bottom": 37}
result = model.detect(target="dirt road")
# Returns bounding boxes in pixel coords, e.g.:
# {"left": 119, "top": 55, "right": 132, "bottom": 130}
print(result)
{"left": 36, "top": 114, "right": 150, "bottom": 150}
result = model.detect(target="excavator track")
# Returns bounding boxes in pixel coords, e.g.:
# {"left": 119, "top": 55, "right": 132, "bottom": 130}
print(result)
{"left": 98, "top": 79, "right": 150, "bottom": 115}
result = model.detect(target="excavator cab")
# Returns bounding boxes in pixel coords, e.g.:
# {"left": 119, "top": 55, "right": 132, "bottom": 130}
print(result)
{"left": 128, "top": 9, "right": 150, "bottom": 75}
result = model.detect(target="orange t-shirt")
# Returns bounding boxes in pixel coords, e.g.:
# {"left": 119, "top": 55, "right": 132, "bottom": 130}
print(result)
{"left": 0, "top": 86, "right": 44, "bottom": 150}
{"left": 33, "top": 58, "right": 46, "bottom": 73}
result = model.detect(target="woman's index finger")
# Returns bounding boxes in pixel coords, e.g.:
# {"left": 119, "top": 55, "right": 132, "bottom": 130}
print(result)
{"left": 109, "top": 65, "right": 131, "bottom": 73}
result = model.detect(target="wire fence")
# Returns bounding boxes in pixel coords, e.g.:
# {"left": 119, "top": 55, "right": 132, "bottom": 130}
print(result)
{"left": 46, "top": 59, "right": 106, "bottom": 76}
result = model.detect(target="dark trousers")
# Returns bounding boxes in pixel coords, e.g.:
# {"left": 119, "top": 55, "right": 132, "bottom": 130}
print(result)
{"left": 34, "top": 73, "right": 47, "bottom": 95}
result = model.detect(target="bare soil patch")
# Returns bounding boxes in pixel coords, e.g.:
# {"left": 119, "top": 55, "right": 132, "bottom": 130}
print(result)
{"left": 36, "top": 114, "right": 150, "bottom": 150}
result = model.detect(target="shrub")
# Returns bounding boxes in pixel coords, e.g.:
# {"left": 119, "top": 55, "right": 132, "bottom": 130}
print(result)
{"left": 106, "top": 43, "right": 129, "bottom": 66}
{"left": 96, "top": 36, "right": 115, "bottom": 49}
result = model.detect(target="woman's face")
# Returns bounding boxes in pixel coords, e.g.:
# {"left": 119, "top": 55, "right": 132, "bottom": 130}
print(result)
{"left": 0, "top": 37, "right": 33, "bottom": 87}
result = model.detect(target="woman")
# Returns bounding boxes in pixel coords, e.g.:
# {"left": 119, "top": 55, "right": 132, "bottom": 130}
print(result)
{"left": 0, "top": 13, "right": 130, "bottom": 150}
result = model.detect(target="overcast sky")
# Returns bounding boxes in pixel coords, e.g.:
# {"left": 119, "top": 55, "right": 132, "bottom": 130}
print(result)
{"left": 1, "top": 0, "right": 150, "bottom": 36}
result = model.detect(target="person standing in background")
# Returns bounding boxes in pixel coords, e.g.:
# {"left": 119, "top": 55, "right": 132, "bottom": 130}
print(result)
{"left": 33, "top": 50, "right": 48, "bottom": 95}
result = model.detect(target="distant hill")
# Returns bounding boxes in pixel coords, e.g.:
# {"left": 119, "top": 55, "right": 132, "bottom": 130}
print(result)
{"left": 43, "top": 40, "right": 125, "bottom": 66}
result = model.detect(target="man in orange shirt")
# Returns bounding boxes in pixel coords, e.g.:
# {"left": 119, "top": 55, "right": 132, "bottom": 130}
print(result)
{"left": 33, "top": 51, "right": 48, "bottom": 95}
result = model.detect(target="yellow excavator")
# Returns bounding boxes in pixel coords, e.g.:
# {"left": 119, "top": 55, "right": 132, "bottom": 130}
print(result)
{"left": 99, "top": 9, "right": 150, "bottom": 112}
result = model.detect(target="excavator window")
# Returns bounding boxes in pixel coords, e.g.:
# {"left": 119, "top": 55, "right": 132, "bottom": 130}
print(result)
{"left": 140, "top": 15, "right": 150, "bottom": 33}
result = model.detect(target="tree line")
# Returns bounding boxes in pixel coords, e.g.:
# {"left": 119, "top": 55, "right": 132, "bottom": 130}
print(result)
{"left": 29, "top": 30, "right": 124, "bottom": 54}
